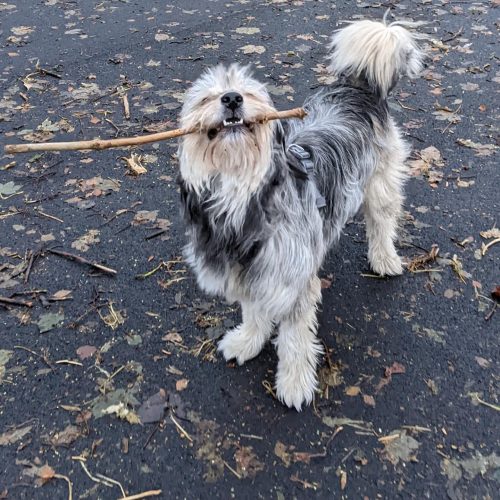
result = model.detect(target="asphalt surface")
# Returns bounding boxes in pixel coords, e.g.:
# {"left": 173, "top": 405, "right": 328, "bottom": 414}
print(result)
{"left": 0, "top": 1, "right": 498, "bottom": 499}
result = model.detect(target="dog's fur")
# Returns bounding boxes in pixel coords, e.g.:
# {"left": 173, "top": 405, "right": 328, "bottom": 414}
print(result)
{"left": 177, "top": 18, "right": 425, "bottom": 410}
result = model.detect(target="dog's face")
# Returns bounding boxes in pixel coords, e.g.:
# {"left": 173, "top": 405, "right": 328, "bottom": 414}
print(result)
{"left": 179, "top": 64, "right": 276, "bottom": 190}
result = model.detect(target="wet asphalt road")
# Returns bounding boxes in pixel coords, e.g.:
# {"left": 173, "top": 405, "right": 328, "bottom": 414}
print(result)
{"left": 0, "top": 1, "right": 498, "bottom": 499}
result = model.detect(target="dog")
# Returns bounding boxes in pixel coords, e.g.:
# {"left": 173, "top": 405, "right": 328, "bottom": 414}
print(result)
{"left": 177, "top": 17, "right": 425, "bottom": 410}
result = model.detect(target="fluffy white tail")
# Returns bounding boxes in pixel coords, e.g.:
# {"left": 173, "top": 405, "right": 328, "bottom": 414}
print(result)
{"left": 327, "top": 17, "right": 425, "bottom": 98}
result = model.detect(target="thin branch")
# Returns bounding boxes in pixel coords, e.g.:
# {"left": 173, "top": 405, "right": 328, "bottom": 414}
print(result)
{"left": 4, "top": 108, "right": 307, "bottom": 154}
{"left": 0, "top": 296, "right": 33, "bottom": 307}
{"left": 47, "top": 249, "right": 117, "bottom": 276}
{"left": 118, "top": 490, "right": 163, "bottom": 500}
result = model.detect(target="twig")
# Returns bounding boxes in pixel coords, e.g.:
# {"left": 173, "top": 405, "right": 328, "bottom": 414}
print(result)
{"left": 240, "top": 434, "right": 263, "bottom": 440}
{"left": 0, "top": 296, "right": 33, "bottom": 307}
{"left": 469, "top": 393, "right": 500, "bottom": 412}
{"left": 223, "top": 460, "right": 242, "bottom": 479}
{"left": 442, "top": 27, "right": 463, "bottom": 43}
{"left": 481, "top": 237, "right": 500, "bottom": 256}
{"left": 484, "top": 302, "right": 497, "bottom": 321}
{"left": 24, "top": 250, "right": 37, "bottom": 284}
{"left": 14, "top": 345, "right": 54, "bottom": 370}
{"left": 35, "top": 62, "right": 62, "bottom": 79}
{"left": 170, "top": 414, "right": 193, "bottom": 442}
{"left": 4, "top": 108, "right": 307, "bottom": 154}
{"left": 55, "top": 360, "right": 84, "bottom": 366}
{"left": 48, "top": 249, "right": 117, "bottom": 276}
{"left": 73, "top": 459, "right": 126, "bottom": 497}
{"left": 53, "top": 474, "right": 73, "bottom": 500}
{"left": 122, "top": 95, "right": 130, "bottom": 120}
{"left": 135, "top": 262, "right": 165, "bottom": 280}
{"left": 142, "top": 422, "right": 161, "bottom": 450}
{"left": 145, "top": 229, "right": 167, "bottom": 240}
{"left": 396, "top": 100, "right": 417, "bottom": 111}
{"left": 118, "top": 490, "right": 162, "bottom": 500}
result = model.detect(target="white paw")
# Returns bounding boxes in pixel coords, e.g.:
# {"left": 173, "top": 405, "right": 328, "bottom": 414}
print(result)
{"left": 218, "top": 325, "right": 264, "bottom": 365}
{"left": 275, "top": 362, "right": 317, "bottom": 411}
{"left": 369, "top": 251, "right": 403, "bottom": 277}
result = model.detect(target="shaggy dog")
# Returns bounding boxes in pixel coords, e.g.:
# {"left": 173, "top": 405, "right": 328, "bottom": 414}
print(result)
{"left": 177, "top": 17, "right": 425, "bottom": 410}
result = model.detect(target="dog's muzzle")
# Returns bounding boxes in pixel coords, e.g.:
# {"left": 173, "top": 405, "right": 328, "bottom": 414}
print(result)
{"left": 207, "top": 93, "right": 251, "bottom": 139}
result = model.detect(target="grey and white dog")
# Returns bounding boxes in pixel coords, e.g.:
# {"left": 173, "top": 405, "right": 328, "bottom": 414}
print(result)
{"left": 177, "top": 18, "right": 425, "bottom": 410}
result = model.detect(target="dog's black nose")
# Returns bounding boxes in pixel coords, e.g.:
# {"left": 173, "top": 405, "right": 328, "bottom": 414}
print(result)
{"left": 221, "top": 92, "right": 243, "bottom": 111}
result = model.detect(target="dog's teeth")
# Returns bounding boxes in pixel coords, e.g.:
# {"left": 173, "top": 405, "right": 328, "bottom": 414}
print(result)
{"left": 222, "top": 118, "right": 244, "bottom": 127}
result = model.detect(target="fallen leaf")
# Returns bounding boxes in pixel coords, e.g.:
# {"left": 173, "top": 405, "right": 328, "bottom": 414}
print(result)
{"left": 175, "top": 379, "right": 189, "bottom": 391}
{"left": 456, "top": 139, "right": 497, "bottom": 156}
{"left": 234, "top": 446, "right": 264, "bottom": 478}
{"left": 50, "top": 290, "right": 73, "bottom": 301}
{"left": 235, "top": 27, "right": 260, "bottom": 35}
{"left": 76, "top": 345, "right": 97, "bottom": 360}
{"left": 138, "top": 389, "right": 168, "bottom": 424}
{"left": 480, "top": 227, "right": 500, "bottom": 239}
{"left": 0, "top": 350, "right": 13, "bottom": 384}
{"left": 385, "top": 362, "right": 406, "bottom": 377}
{"left": 0, "top": 425, "right": 32, "bottom": 446}
{"left": 380, "top": 431, "right": 420, "bottom": 465}
{"left": 21, "top": 462, "right": 56, "bottom": 486}
{"left": 474, "top": 356, "right": 490, "bottom": 368}
{"left": 91, "top": 388, "right": 140, "bottom": 424}
{"left": 71, "top": 229, "right": 100, "bottom": 252}
{"left": 36, "top": 312, "right": 64, "bottom": 333}
{"left": 0, "top": 181, "right": 22, "bottom": 197}
{"left": 345, "top": 386, "right": 360, "bottom": 397}
{"left": 240, "top": 44, "right": 266, "bottom": 54}
{"left": 155, "top": 33, "right": 173, "bottom": 42}
{"left": 122, "top": 153, "right": 147, "bottom": 176}
{"left": 274, "top": 441, "right": 291, "bottom": 467}
{"left": 362, "top": 394, "right": 376, "bottom": 407}
{"left": 163, "top": 331, "right": 183, "bottom": 344}
{"left": 47, "top": 425, "right": 81, "bottom": 447}
{"left": 132, "top": 210, "right": 158, "bottom": 226}
{"left": 340, "top": 470, "right": 347, "bottom": 490}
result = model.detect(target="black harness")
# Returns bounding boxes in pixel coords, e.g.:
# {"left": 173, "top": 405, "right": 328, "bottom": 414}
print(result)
{"left": 287, "top": 143, "right": 326, "bottom": 209}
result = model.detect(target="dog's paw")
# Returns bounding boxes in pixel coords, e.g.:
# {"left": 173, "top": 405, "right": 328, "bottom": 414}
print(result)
{"left": 369, "top": 251, "right": 403, "bottom": 277}
{"left": 275, "top": 362, "right": 317, "bottom": 411}
{"left": 218, "top": 325, "right": 264, "bottom": 365}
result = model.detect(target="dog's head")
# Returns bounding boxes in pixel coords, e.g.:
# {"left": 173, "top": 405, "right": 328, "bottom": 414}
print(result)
{"left": 179, "top": 64, "right": 276, "bottom": 190}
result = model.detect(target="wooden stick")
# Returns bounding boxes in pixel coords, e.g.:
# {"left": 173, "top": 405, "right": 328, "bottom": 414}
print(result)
{"left": 48, "top": 249, "right": 117, "bottom": 275}
{"left": 0, "top": 296, "right": 34, "bottom": 307}
{"left": 118, "top": 490, "right": 162, "bottom": 500}
{"left": 4, "top": 108, "right": 307, "bottom": 154}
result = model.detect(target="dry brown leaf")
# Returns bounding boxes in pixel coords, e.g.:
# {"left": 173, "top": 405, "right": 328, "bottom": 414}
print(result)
{"left": 163, "top": 331, "right": 183, "bottom": 344}
{"left": 175, "top": 379, "right": 189, "bottom": 391}
{"left": 480, "top": 227, "right": 500, "bottom": 239}
{"left": 362, "top": 394, "right": 376, "bottom": 407}
{"left": 0, "top": 426, "right": 32, "bottom": 446}
{"left": 234, "top": 446, "right": 264, "bottom": 478}
{"left": 122, "top": 153, "right": 147, "bottom": 176}
{"left": 345, "top": 386, "right": 360, "bottom": 397}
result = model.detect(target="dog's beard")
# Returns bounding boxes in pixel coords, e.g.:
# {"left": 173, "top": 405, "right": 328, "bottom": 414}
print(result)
{"left": 179, "top": 64, "right": 276, "bottom": 193}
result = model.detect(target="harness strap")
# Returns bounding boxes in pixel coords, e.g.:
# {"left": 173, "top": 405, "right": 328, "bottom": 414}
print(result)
{"left": 287, "top": 143, "right": 327, "bottom": 209}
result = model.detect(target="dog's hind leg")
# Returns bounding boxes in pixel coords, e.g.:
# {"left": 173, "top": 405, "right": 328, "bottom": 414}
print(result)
{"left": 274, "top": 276, "right": 323, "bottom": 411}
{"left": 364, "top": 123, "right": 408, "bottom": 276}
{"left": 218, "top": 301, "right": 274, "bottom": 365}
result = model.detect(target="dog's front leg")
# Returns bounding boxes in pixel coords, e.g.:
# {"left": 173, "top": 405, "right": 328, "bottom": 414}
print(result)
{"left": 218, "top": 301, "right": 274, "bottom": 365}
{"left": 275, "top": 276, "right": 323, "bottom": 411}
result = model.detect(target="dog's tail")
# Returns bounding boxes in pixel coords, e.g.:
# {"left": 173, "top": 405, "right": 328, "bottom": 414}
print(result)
{"left": 327, "top": 15, "right": 425, "bottom": 98}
